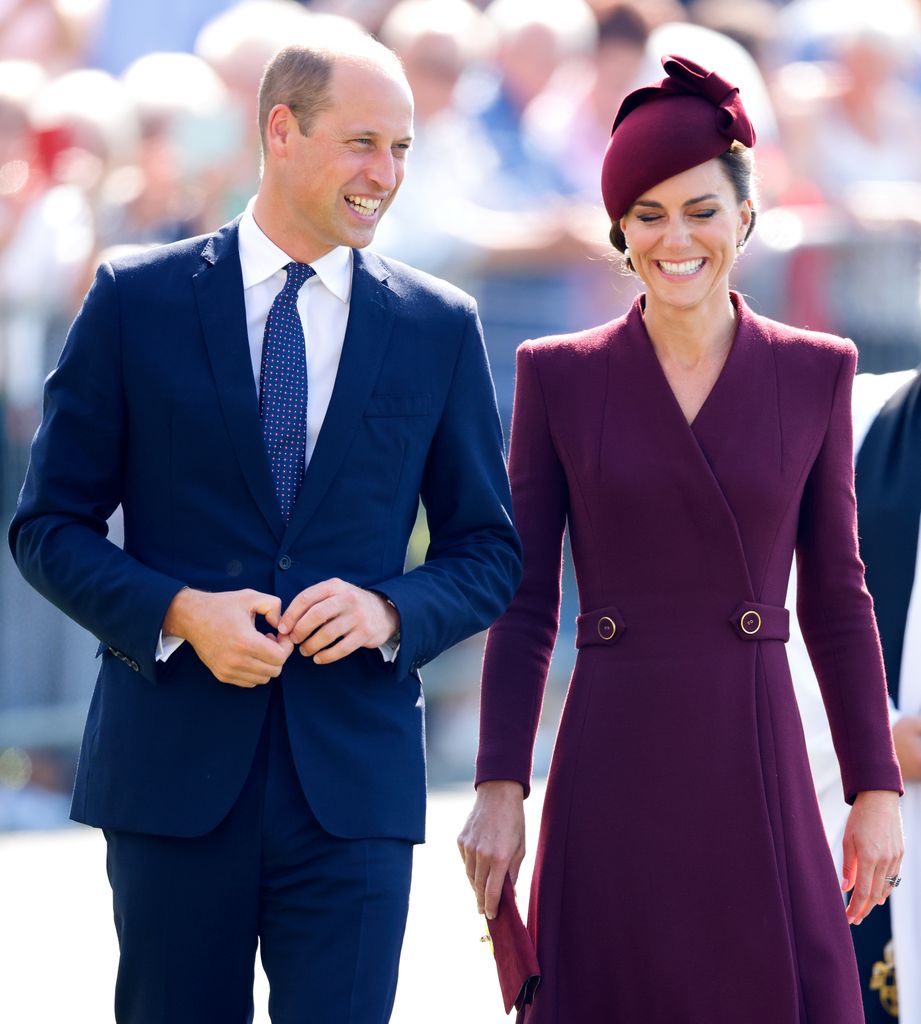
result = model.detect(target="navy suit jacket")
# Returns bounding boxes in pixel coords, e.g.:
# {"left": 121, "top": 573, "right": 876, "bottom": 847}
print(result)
{"left": 9, "top": 218, "right": 521, "bottom": 842}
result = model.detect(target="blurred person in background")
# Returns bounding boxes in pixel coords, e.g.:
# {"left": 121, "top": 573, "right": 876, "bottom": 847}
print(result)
{"left": 0, "top": 59, "right": 44, "bottom": 510}
{"left": 775, "top": 6, "right": 921, "bottom": 206}
{"left": 9, "top": 27, "right": 521, "bottom": 1024}
{"left": 789, "top": 364, "right": 921, "bottom": 1024}
{"left": 525, "top": 2, "right": 652, "bottom": 197}
{"left": 686, "top": 0, "right": 781, "bottom": 70}
{"left": 368, "top": 0, "right": 496, "bottom": 278}
{"left": 0, "top": 60, "right": 134, "bottom": 752}
{"left": 104, "top": 51, "right": 241, "bottom": 245}
{"left": 195, "top": 0, "right": 320, "bottom": 222}
{"left": 0, "top": 65, "right": 119, "bottom": 324}
{"left": 522, "top": 2, "right": 654, "bottom": 330}
{"left": 0, "top": 64, "right": 129, "bottom": 496}
{"left": 768, "top": 0, "right": 921, "bottom": 368}
{"left": 86, "top": 0, "right": 239, "bottom": 74}
{"left": 452, "top": 0, "right": 607, "bottom": 425}
{"left": 309, "top": 0, "right": 397, "bottom": 35}
{"left": 0, "top": 60, "right": 47, "bottom": 304}
{"left": 459, "top": 54, "right": 903, "bottom": 1022}
{"left": 583, "top": 0, "right": 683, "bottom": 25}
{"left": 377, "top": 1, "right": 600, "bottom": 293}
{"left": 0, "top": 0, "right": 98, "bottom": 72}
{"left": 478, "top": 0, "right": 597, "bottom": 197}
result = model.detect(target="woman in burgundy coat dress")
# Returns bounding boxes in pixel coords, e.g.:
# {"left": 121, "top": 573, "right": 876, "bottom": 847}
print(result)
{"left": 459, "top": 56, "right": 905, "bottom": 1022}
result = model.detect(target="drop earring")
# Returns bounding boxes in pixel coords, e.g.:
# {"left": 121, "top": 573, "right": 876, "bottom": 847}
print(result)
{"left": 623, "top": 246, "right": 635, "bottom": 272}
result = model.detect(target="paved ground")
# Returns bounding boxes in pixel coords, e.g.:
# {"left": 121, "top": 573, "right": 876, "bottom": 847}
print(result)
{"left": 0, "top": 784, "right": 545, "bottom": 1024}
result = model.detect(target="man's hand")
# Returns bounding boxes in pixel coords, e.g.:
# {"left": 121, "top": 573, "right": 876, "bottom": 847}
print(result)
{"left": 841, "top": 790, "right": 904, "bottom": 926}
{"left": 457, "top": 780, "right": 526, "bottom": 920}
{"left": 277, "top": 578, "right": 399, "bottom": 664}
{"left": 892, "top": 714, "right": 921, "bottom": 781}
{"left": 163, "top": 588, "right": 294, "bottom": 687}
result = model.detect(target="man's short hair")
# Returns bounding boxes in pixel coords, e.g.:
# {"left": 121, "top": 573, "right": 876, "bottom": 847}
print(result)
{"left": 257, "top": 38, "right": 407, "bottom": 148}
{"left": 258, "top": 46, "right": 336, "bottom": 146}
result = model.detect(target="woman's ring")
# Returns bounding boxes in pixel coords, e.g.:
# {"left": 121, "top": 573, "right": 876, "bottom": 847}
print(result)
{"left": 884, "top": 875, "right": 902, "bottom": 888}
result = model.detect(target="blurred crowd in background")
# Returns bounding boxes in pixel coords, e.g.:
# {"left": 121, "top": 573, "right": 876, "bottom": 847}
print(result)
{"left": 2, "top": 0, "right": 921, "bottom": 829}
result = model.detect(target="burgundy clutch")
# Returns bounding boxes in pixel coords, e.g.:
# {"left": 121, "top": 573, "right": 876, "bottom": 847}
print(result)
{"left": 485, "top": 874, "right": 541, "bottom": 1014}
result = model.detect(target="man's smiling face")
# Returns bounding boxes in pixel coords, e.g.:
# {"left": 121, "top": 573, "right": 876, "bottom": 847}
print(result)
{"left": 273, "top": 58, "right": 414, "bottom": 260}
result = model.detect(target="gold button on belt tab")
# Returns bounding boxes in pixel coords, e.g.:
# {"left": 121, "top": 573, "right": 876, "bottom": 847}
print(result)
{"left": 740, "top": 610, "right": 762, "bottom": 635}
{"left": 598, "top": 616, "right": 617, "bottom": 640}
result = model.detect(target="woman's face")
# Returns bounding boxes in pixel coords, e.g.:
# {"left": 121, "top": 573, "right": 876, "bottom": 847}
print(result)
{"left": 619, "top": 158, "right": 752, "bottom": 317}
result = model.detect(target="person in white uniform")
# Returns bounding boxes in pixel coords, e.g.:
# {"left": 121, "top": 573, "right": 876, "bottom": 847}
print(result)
{"left": 790, "top": 365, "right": 921, "bottom": 1022}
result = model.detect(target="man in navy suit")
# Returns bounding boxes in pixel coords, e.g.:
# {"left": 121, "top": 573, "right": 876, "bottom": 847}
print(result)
{"left": 9, "top": 31, "right": 521, "bottom": 1024}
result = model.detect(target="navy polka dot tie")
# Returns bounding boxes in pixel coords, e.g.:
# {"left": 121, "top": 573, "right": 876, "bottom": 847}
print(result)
{"left": 259, "top": 261, "right": 314, "bottom": 522}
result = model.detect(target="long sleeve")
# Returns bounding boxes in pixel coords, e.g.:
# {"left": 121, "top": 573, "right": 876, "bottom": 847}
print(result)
{"left": 475, "top": 342, "right": 568, "bottom": 795}
{"left": 9, "top": 263, "right": 185, "bottom": 682}
{"left": 373, "top": 301, "right": 522, "bottom": 679}
{"left": 795, "top": 345, "right": 903, "bottom": 802}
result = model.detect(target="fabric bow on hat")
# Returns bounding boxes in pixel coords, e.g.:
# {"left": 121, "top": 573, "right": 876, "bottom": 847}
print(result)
{"left": 660, "top": 55, "right": 756, "bottom": 147}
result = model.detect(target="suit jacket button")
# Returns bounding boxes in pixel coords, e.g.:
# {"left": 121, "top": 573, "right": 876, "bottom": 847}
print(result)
{"left": 278, "top": 555, "right": 292, "bottom": 570}
{"left": 597, "top": 616, "right": 616, "bottom": 640}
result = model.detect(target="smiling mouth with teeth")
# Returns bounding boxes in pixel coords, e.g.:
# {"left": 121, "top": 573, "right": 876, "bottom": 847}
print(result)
{"left": 345, "top": 195, "right": 383, "bottom": 216}
{"left": 657, "top": 258, "right": 705, "bottom": 276}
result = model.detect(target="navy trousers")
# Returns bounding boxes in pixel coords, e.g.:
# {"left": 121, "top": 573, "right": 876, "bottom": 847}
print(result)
{"left": 104, "top": 686, "right": 414, "bottom": 1024}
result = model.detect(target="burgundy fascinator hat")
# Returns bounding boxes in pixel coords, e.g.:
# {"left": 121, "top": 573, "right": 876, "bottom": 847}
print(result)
{"left": 601, "top": 54, "right": 757, "bottom": 222}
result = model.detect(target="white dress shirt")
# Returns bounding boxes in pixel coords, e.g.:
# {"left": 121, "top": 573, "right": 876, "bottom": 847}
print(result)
{"left": 158, "top": 200, "right": 396, "bottom": 661}
{"left": 239, "top": 198, "right": 352, "bottom": 467}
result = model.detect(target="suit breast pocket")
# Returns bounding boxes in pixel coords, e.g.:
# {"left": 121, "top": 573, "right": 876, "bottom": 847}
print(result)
{"left": 333, "top": 395, "right": 434, "bottom": 508}
{"left": 363, "top": 393, "right": 433, "bottom": 418}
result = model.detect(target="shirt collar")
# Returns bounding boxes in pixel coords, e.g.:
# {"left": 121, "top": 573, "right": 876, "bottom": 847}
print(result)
{"left": 237, "top": 197, "right": 352, "bottom": 304}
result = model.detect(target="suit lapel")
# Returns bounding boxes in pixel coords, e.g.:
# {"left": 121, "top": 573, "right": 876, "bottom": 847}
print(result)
{"left": 283, "top": 248, "right": 395, "bottom": 544}
{"left": 193, "top": 218, "right": 285, "bottom": 540}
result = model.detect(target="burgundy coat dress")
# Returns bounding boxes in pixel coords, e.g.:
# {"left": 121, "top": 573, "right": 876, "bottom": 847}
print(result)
{"left": 476, "top": 293, "right": 902, "bottom": 1023}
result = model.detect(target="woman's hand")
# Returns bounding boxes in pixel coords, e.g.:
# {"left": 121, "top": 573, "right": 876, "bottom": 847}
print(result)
{"left": 841, "top": 790, "right": 904, "bottom": 925}
{"left": 457, "top": 780, "right": 526, "bottom": 919}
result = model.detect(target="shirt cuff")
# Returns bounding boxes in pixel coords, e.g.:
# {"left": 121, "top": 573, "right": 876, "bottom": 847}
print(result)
{"left": 378, "top": 638, "right": 400, "bottom": 663}
{"left": 156, "top": 632, "right": 185, "bottom": 662}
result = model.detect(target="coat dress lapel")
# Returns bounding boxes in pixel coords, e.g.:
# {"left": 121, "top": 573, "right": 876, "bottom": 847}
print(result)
{"left": 193, "top": 218, "right": 285, "bottom": 540}
{"left": 689, "top": 295, "right": 785, "bottom": 598}
{"left": 605, "top": 293, "right": 782, "bottom": 605}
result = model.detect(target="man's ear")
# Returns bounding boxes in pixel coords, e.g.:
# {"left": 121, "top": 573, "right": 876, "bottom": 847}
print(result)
{"left": 265, "top": 104, "right": 296, "bottom": 159}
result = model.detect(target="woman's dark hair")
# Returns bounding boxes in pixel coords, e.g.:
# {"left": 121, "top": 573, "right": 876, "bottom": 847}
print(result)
{"left": 609, "top": 142, "right": 758, "bottom": 269}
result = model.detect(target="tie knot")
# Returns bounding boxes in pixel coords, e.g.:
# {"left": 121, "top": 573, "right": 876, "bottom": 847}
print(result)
{"left": 284, "top": 261, "right": 314, "bottom": 292}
